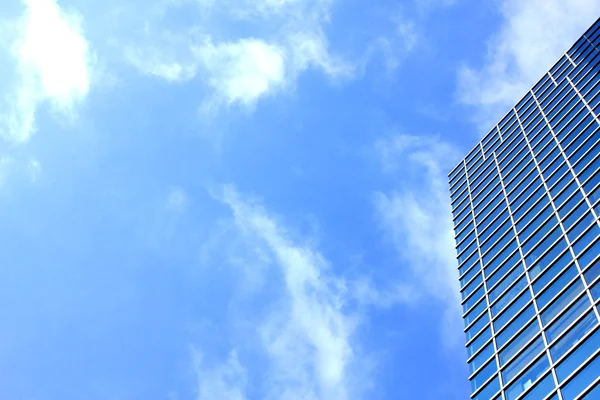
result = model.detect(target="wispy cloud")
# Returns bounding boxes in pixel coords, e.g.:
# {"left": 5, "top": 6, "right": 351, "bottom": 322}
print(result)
{"left": 0, "top": 0, "right": 93, "bottom": 142}
{"left": 373, "top": 134, "right": 463, "bottom": 346}
{"left": 192, "top": 185, "right": 364, "bottom": 400}
{"left": 221, "top": 185, "right": 356, "bottom": 400}
{"left": 457, "top": 0, "right": 600, "bottom": 129}
{"left": 122, "top": 0, "right": 352, "bottom": 111}
{"left": 193, "top": 350, "right": 248, "bottom": 400}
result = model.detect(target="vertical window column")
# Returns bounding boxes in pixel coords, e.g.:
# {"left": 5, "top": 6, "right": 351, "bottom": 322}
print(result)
{"left": 529, "top": 91, "right": 600, "bottom": 326}
{"left": 493, "top": 119, "right": 558, "bottom": 399}
{"left": 465, "top": 157, "right": 506, "bottom": 400}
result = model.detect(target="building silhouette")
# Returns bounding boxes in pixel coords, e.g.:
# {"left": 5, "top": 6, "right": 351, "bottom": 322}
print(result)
{"left": 450, "top": 18, "right": 600, "bottom": 400}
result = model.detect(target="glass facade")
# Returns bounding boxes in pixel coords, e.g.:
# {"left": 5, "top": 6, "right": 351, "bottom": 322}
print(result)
{"left": 450, "top": 19, "right": 600, "bottom": 400}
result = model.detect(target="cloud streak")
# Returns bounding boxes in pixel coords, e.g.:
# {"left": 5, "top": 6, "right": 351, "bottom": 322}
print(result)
{"left": 121, "top": 0, "right": 352, "bottom": 111}
{"left": 373, "top": 134, "right": 463, "bottom": 345}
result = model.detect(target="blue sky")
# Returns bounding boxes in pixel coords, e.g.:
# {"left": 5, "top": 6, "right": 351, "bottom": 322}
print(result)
{"left": 0, "top": 1, "right": 599, "bottom": 399}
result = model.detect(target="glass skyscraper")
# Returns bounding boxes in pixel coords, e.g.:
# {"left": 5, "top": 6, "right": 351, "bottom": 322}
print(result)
{"left": 449, "top": 19, "right": 600, "bottom": 400}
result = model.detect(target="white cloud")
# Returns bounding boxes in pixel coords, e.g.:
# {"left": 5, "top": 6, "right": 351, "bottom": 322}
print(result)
{"left": 193, "top": 350, "right": 248, "bottom": 400}
{"left": 125, "top": 47, "right": 196, "bottom": 82}
{"left": 207, "top": 185, "right": 357, "bottom": 400}
{"left": 374, "top": 134, "right": 463, "bottom": 346}
{"left": 1, "top": 0, "right": 93, "bottom": 142}
{"left": 194, "top": 38, "right": 286, "bottom": 108}
{"left": 458, "top": 0, "right": 600, "bottom": 129}
{"left": 123, "top": 0, "right": 353, "bottom": 110}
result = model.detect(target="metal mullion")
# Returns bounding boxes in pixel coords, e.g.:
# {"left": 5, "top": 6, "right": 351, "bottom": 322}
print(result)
{"left": 499, "top": 141, "right": 528, "bottom": 175}
{"left": 576, "top": 68, "right": 600, "bottom": 98}
{"left": 565, "top": 52, "right": 577, "bottom": 68}
{"left": 503, "top": 156, "right": 535, "bottom": 193}
{"left": 538, "top": 82, "right": 600, "bottom": 225}
{"left": 488, "top": 272, "right": 527, "bottom": 313}
{"left": 546, "top": 93, "right": 580, "bottom": 128}
{"left": 464, "top": 157, "right": 506, "bottom": 400}
{"left": 545, "top": 302, "right": 596, "bottom": 350}
{"left": 487, "top": 261, "right": 525, "bottom": 296}
{"left": 473, "top": 181, "right": 502, "bottom": 212}
{"left": 549, "top": 72, "right": 558, "bottom": 87}
{"left": 513, "top": 107, "right": 565, "bottom": 399}
{"left": 570, "top": 50, "right": 600, "bottom": 85}
{"left": 497, "top": 128, "right": 522, "bottom": 159}
{"left": 553, "top": 57, "right": 571, "bottom": 79}
{"left": 475, "top": 191, "right": 506, "bottom": 224}
{"left": 490, "top": 149, "right": 547, "bottom": 398}
{"left": 541, "top": 85, "right": 574, "bottom": 116}
{"left": 554, "top": 335, "right": 600, "bottom": 390}
{"left": 537, "top": 75, "right": 557, "bottom": 100}
{"left": 539, "top": 82, "right": 570, "bottom": 110}
{"left": 520, "top": 95, "right": 600, "bottom": 377}
{"left": 500, "top": 331, "right": 545, "bottom": 384}
{"left": 513, "top": 188, "right": 547, "bottom": 227}
{"left": 553, "top": 109, "right": 597, "bottom": 146}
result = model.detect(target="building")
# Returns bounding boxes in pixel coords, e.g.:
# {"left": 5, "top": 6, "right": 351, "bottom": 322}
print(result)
{"left": 449, "top": 19, "right": 600, "bottom": 400}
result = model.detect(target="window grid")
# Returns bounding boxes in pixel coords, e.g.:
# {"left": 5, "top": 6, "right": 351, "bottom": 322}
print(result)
{"left": 528, "top": 90, "right": 600, "bottom": 324}
{"left": 465, "top": 157, "right": 507, "bottom": 400}
{"left": 509, "top": 113, "right": 563, "bottom": 400}
{"left": 453, "top": 20, "right": 600, "bottom": 400}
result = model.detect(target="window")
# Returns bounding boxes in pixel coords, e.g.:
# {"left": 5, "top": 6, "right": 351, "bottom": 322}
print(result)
{"left": 481, "top": 220, "right": 513, "bottom": 256}
{"left": 573, "top": 224, "right": 600, "bottom": 256}
{"left": 513, "top": 185, "right": 547, "bottom": 223}
{"left": 502, "top": 336, "right": 545, "bottom": 384}
{"left": 566, "top": 212, "right": 595, "bottom": 243}
{"left": 518, "top": 204, "right": 553, "bottom": 242}
{"left": 504, "top": 354, "right": 550, "bottom": 400}
{"left": 561, "top": 354, "right": 600, "bottom": 400}
{"left": 487, "top": 252, "right": 523, "bottom": 290}
{"left": 473, "top": 375, "right": 500, "bottom": 400}
{"left": 541, "top": 278, "right": 585, "bottom": 326}
{"left": 470, "top": 359, "right": 497, "bottom": 393}
{"left": 527, "top": 238, "right": 568, "bottom": 279}
{"left": 499, "top": 319, "right": 540, "bottom": 367}
{"left": 550, "top": 311, "right": 598, "bottom": 361}
{"left": 523, "top": 222, "right": 561, "bottom": 258}
{"left": 519, "top": 372, "right": 556, "bottom": 400}
{"left": 457, "top": 231, "right": 476, "bottom": 255}
{"left": 479, "top": 212, "right": 510, "bottom": 245}
{"left": 463, "top": 285, "right": 486, "bottom": 314}
{"left": 546, "top": 294, "right": 591, "bottom": 344}
{"left": 469, "top": 341, "right": 495, "bottom": 375}
{"left": 466, "top": 312, "right": 490, "bottom": 343}
{"left": 583, "top": 257, "right": 600, "bottom": 285}
{"left": 465, "top": 297, "right": 487, "bottom": 327}
{"left": 532, "top": 251, "right": 572, "bottom": 295}
{"left": 468, "top": 326, "right": 492, "bottom": 358}
{"left": 461, "top": 263, "right": 480, "bottom": 287}
{"left": 459, "top": 252, "right": 479, "bottom": 277}
{"left": 489, "top": 263, "right": 524, "bottom": 303}
{"left": 495, "top": 290, "right": 532, "bottom": 333}
{"left": 458, "top": 240, "right": 478, "bottom": 265}
{"left": 561, "top": 198, "right": 587, "bottom": 231}
{"left": 556, "top": 328, "right": 600, "bottom": 382}
{"left": 497, "top": 304, "right": 537, "bottom": 349}
{"left": 485, "top": 241, "right": 519, "bottom": 277}
{"left": 461, "top": 272, "right": 483, "bottom": 299}
{"left": 491, "top": 275, "right": 528, "bottom": 318}
{"left": 536, "top": 263, "right": 578, "bottom": 310}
